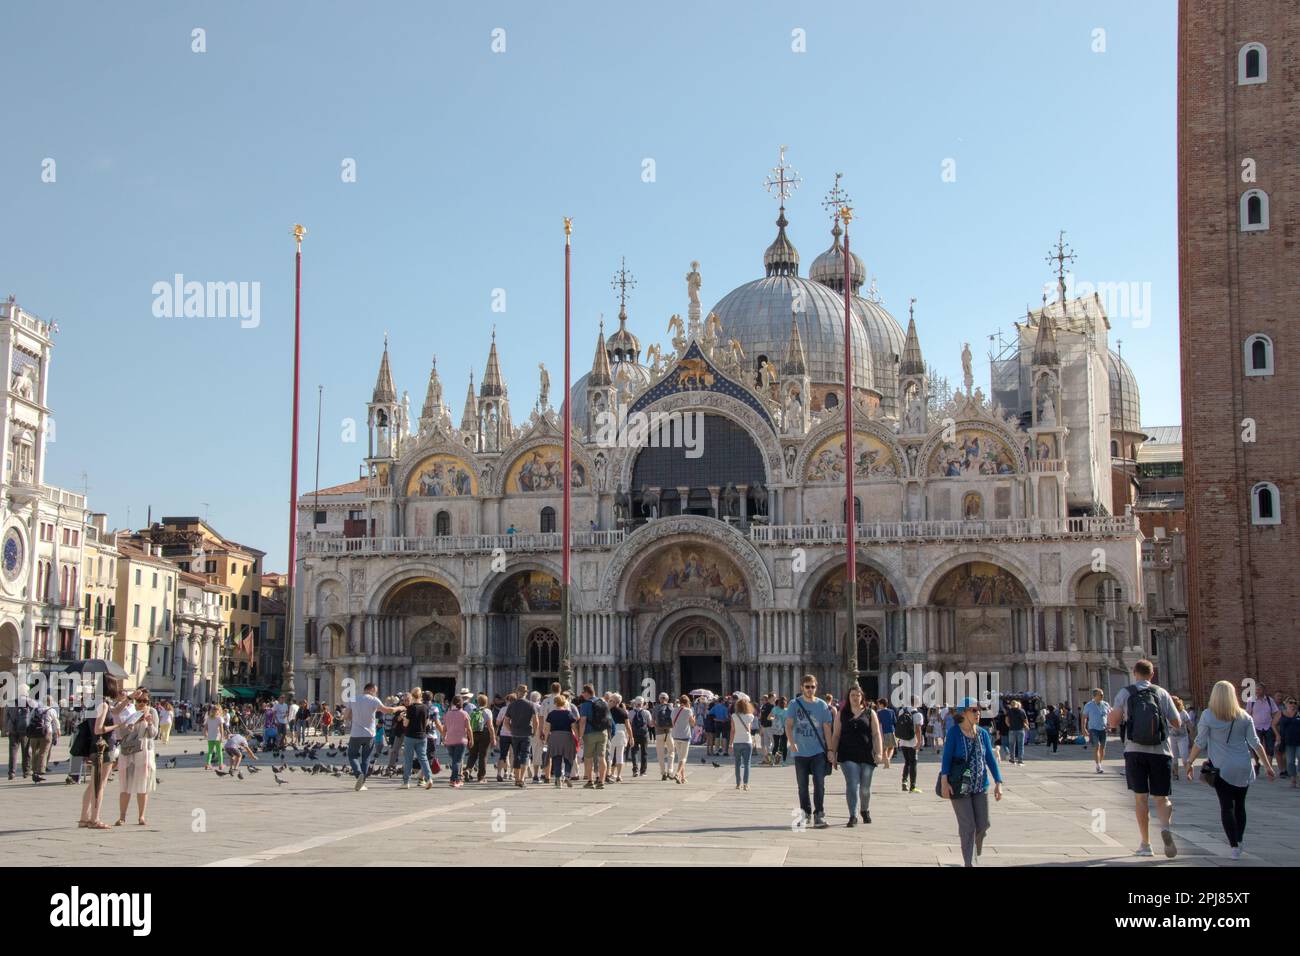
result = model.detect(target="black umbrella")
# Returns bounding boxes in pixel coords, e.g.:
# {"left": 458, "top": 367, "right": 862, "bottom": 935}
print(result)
{"left": 64, "top": 658, "right": 129, "bottom": 679}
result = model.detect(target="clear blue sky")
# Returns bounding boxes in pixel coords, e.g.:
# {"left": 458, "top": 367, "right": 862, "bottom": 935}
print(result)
{"left": 0, "top": 1, "right": 1178, "bottom": 569}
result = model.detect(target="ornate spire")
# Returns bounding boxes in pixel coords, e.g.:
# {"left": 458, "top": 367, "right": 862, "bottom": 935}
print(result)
{"left": 763, "top": 146, "right": 802, "bottom": 278}
{"left": 480, "top": 327, "right": 505, "bottom": 398}
{"left": 372, "top": 334, "right": 397, "bottom": 404}
{"left": 899, "top": 299, "right": 926, "bottom": 377}
{"left": 589, "top": 319, "right": 613, "bottom": 386}
{"left": 1033, "top": 308, "right": 1060, "bottom": 366}
{"left": 607, "top": 261, "right": 641, "bottom": 361}
{"left": 781, "top": 313, "right": 807, "bottom": 376}
{"left": 419, "top": 355, "right": 451, "bottom": 433}
{"left": 459, "top": 371, "right": 478, "bottom": 434}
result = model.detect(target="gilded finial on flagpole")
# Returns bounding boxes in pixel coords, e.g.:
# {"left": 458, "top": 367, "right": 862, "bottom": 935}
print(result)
{"left": 292, "top": 223, "right": 307, "bottom": 249}
{"left": 839, "top": 206, "right": 853, "bottom": 227}
{"left": 563, "top": 217, "right": 573, "bottom": 244}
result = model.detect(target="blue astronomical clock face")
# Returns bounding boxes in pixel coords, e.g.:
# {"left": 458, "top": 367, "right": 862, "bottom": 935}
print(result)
{"left": 3, "top": 529, "right": 22, "bottom": 581}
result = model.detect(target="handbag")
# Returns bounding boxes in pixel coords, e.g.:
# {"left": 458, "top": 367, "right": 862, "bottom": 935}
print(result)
{"left": 1200, "top": 718, "right": 1240, "bottom": 787}
{"left": 935, "top": 731, "right": 973, "bottom": 798}
{"left": 794, "top": 698, "right": 834, "bottom": 774}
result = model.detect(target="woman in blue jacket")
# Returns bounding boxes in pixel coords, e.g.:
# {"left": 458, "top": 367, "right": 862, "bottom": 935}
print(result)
{"left": 940, "top": 697, "right": 1004, "bottom": 866}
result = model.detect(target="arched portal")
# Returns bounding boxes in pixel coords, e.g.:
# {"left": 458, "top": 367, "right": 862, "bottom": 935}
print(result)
{"left": 806, "top": 561, "right": 902, "bottom": 692}
{"left": 486, "top": 570, "right": 562, "bottom": 694}
{"left": 928, "top": 562, "right": 1032, "bottom": 690}
{"left": 664, "top": 615, "right": 727, "bottom": 696}
{"left": 381, "top": 579, "right": 462, "bottom": 698}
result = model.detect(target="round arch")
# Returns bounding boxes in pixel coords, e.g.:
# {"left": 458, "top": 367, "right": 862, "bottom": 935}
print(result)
{"left": 646, "top": 602, "right": 747, "bottom": 666}
{"left": 610, "top": 392, "right": 783, "bottom": 495}
{"left": 796, "top": 551, "right": 910, "bottom": 608}
{"left": 477, "top": 557, "right": 583, "bottom": 615}
{"left": 599, "top": 515, "right": 773, "bottom": 611}
{"left": 917, "top": 551, "right": 1042, "bottom": 607}
{"left": 366, "top": 561, "right": 464, "bottom": 616}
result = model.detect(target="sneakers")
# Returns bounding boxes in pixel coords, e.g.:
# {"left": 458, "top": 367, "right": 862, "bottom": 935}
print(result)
{"left": 1095, "top": 766, "right": 1104, "bottom": 774}
{"left": 743, "top": 784, "right": 749, "bottom": 791}
{"left": 910, "top": 786, "right": 920, "bottom": 793}
{"left": 862, "top": 811, "right": 871, "bottom": 824}
{"left": 354, "top": 776, "right": 367, "bottom": 791}
{"left": 1230, "top": 846, "right": 1243, "bottom": 860}
{"left": 1161, "top": 828, "right": 1178, "bottom": 858}
{"left": 902, "top": 782, "right": 909, "bottom": 793}
{"left": 554, "top": 778, "right": 562, "bottom": 789}
{"left": 1134, "top": 844, "right": 1154, "bottom": 857}
{"left": 399, "top": 782, "right": 410, "bottom": 790}
{"left": 595, "top": 782, "right": 604, "bottom": 790}
{"left": 813, "top": 814, "right": 829, "bottom": 829}
{"left": 661, "top": 772, "right": 668, "bottom": 781}
{"left": 583, "top": 781, "right": 595, "bottom": 789}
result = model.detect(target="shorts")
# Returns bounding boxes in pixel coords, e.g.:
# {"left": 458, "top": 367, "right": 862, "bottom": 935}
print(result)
{"left": 882, "top": 733, "right": 896, "bottom": 750}
{"left": 1124, "top": 751, "right": 1172, "bottom": 797}
{"left": 510, "top": 737, "right": 532, "bottom": 763}
{"left": 583, "top": 731, "right": 608, "bottom": 759}
{"left": 1089, "top": 729, "right": 1108, "bottom": 748}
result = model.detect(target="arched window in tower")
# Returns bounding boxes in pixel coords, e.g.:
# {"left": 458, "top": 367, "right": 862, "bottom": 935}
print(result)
{"left": 527, "top": 627, "right": 559, "bottom": 675}
{"left": 824, "top": 391, "right": 839, "bottom": 409}
{"left": 539, "top": 506, "right": 556, "bottom": 533}
{"left": 1245, "top": 334, "right": 1274, "bottom": 376}
{"left": 1251, "top": 482, "right": 1281, "bottom": 525}
{"left": 1241, "top": 189, "right": 1269, "bottom": 231}
{"left": 842, "top": 497, "right": 862, "bottom": 523}
{"left": 1238, "top": 42, "right": 1267, "bottom": 84}
{"left": 1111, "top": 439, "right": 1120, "bottom": 457}
{"left": 435, "top": 510, "right": 451, "bottom": 536}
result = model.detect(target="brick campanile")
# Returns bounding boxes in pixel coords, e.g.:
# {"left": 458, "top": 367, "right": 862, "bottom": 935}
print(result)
{"left": 1178, "top": 0, "right": 1299, "bottom": 703}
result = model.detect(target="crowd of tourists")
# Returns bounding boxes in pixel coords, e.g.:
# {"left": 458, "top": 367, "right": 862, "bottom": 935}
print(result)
{"left": 3, "top": 659, "right": 1290, "bottom": 864}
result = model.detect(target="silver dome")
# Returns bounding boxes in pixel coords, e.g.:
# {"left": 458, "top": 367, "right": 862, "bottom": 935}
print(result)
{"left": 708, "top": 275, "right": 872, "bottom": 391}
{"left": 853, "top": 296, "right": 905, "bottom": 418}
{"left": 1106, "top": 349, "right": 1144, "bottom": 436}
{"left": 569, "top": 362, "right": 653, "bottom": 431}
{"left": 808, "top": 224, "right": 866, "bottom": 293}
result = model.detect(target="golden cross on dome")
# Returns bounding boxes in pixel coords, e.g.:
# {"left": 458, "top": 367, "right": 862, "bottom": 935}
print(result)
{"left": 763, "top": 145, "right": 802, "bottom": 206}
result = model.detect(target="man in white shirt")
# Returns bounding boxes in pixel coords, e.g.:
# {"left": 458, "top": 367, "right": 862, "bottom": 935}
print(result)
{"left": 273, "top": 695, "right": 291, "bottom": 745}
{"left": 345, "top": 683, "right": 403, "bottom": 791}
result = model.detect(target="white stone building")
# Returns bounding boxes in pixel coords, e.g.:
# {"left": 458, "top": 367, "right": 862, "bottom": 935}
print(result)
{"left": 293, "top": 197, "right": 1154, "bottom": 708}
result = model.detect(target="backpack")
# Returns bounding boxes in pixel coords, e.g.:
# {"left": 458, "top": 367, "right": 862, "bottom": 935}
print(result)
{"left": 895, "top": 709, "right": 916, "bottom": 741}
{"left": 1124, "top": 684, "right": 1168, "bottom": 746}
{"left": 470, "top": 708, "right": 486, "bottom": 732}
{"left": 759, "top": 702, "right": 773, "bottom": 727}
{"left": 26, "top": 706, "right": 48, "bottom": 739}
{"left": 655, "top": 704, "right": 673, "bottom": 729}
{"left": 587, "top": 698, "right": 610, "bottom": 732}
{"left": 631, "top": 708, "right": 650, "bottom": 735}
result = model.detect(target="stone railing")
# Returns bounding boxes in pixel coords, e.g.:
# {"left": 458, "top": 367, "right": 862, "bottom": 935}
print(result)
{"left": 300, "top": 530, "right": 626, "bottom": 556}
{"left": 750, "top": 514, "right": 1139, "bottom": 545}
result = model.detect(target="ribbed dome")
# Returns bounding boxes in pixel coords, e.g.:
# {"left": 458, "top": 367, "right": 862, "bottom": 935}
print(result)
{"left": 763, "top": 208, "right": 800, "bottom": 278}
{"left": 606, "top": 311, "right": 640, "bottom": 361}
{"left": 1107, "top": 349, "right": 1144, "bottom": 435}
{"left": 708, "top": 275, "right": 872, "bottom": 391}
{"left": 853, "top": 296, "right": 906, "bottom": 417}
{"left": 569, "top": 363, "right": 653, "bottom": 430}
{"left": 808, "top": 222, "right": 866, "bottom": 293}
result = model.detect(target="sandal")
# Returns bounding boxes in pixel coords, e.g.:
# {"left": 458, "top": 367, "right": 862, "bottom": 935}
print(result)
{"left": 77, "top": 821, "right": 89, "bottom": 828}
{"left": 137, "top": 819, "right": 148, "bottom": 826}
{"left": 87, "top": 821, "right": 111, "bottom": 830}
{"left": 114, "top": 819, "right": 125, "bottom": 827}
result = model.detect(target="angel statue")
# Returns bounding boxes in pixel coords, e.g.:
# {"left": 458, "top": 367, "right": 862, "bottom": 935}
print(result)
{"left": 961, "top": 342, "right": 974, "bottom": 394}
{"left": 645, "top": 342, "right": 664, "bottom": 376}
{"left": 761, "top": 359, "right": 779, "bottom": 387}
{"left": 667, "top": 314, "right": 688, "bottom": 355}
{"left": 538, "top": 363, "right": 550, "bottom": 408}
{"left": 686, "top": 261, "right": 702, "bottom": 306}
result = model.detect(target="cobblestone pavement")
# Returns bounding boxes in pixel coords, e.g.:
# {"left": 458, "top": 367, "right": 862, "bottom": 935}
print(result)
{"left": 4, "top": 734, "right": 1297, "bottom": 866}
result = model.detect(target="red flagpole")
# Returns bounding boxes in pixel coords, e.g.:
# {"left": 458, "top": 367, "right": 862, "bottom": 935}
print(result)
{"left": 283, "top": 224, "right": 305, "bottom": 697}
{"left": 560, "top": 218, "right": 573, "bottom": 692}
{"left": 842, "top": 209, "right": 858, "bottom": 687}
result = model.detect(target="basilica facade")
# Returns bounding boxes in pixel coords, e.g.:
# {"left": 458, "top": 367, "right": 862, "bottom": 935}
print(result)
{"left": 292, "top": 195, "right": 1154, "bottom": 708}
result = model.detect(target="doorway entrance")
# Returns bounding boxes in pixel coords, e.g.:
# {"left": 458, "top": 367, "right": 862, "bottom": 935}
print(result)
{"left": 420, "top": 676, "right": 456, "bottom": 699}
{"left": 680, "top": 655, "right": 722, "bottom": 694}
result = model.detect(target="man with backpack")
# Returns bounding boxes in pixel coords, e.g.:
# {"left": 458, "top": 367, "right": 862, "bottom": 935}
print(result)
{"left": 1108, "top": 659, "right": 1182, "bottom": 858}
{"left": 578, "top": 688, "right": 611, "bottom": 789}
{"left": 5, "top": 695, "right": 33, "bottom": 780}
{"left": 1246, "top": 683, "right": 1281, "bottom": 776}
{"left": 895, "top": 696, "right": 923, "bottom": 793}
{"left": 653, "top": 692, "right": 676, "bottom": 780}
{"left": 27, "top": 695, "right": 60, "bottom": 783}
{"left": 629, "top": 697, "right": 650, "bottom": 777}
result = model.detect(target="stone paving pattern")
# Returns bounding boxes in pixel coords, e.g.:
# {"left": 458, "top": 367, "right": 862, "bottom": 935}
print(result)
{"left": 4, "top": 733, "right": 1296, "bottom": 866}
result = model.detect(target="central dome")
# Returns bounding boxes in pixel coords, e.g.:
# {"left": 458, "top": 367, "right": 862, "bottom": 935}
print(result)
{"left": 708, "top": 275, "right": 872, "bottom": 390}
